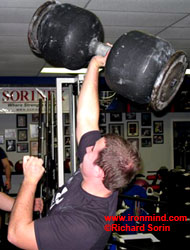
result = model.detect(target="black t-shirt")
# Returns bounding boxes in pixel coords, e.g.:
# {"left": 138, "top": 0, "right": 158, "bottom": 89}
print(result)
{"left": 34, "top": 131, "right": 118, "bottom": 250}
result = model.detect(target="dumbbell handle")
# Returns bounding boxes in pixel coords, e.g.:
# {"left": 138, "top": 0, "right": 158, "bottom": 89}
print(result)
{"left": 89, "top": 38, "right": 111, "bottom": 57}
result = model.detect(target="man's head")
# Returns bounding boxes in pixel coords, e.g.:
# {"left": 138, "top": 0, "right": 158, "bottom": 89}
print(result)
{"left": 94, "top": 134, "right": 141, "bottom": 191}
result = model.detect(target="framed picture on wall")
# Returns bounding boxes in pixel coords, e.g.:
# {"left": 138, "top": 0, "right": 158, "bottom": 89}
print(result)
{"left": 0, "top": 135, "right": 4, "bottom": 144}
{"left": 6, "top": 140, "right": 16, "bottom": 152}
{"left": 30, "top": 124, "right": 38, "bottom": 139}
{"left": 65, "top": 137, "right": 70, "bottom": 146}
{"left": 109, "top": 124, "right": 124, "bottom": 137}
{"left": 141, "top": 113, "right": 151, "bottom": 126}
{"left": 65, "top": 147, "right": 70, "bottom": 159}
{"left": 110, "top": 113, "right": 122, "bottom": 122}
{"left": 141, "top": 128, "right": 151, "bottom": 137}
{"left": 128, "top": 138, "right": 139, "bottom": 150}
{"left": 30, "top": 141, "right": 38, "bottom": 156}
{"left": 17, "top": 129, "right": 28, "bottom": 141}
{"left": 153, "top": 121, "right": 164, "bottom": 134}
{"left": 99, "top": 113, "right": 106, "bottom": 124}
{"left": 16, "top": 114, "right": 27, "bottom": 128}
{"left": 141, "top": 138, "right": 152, "bottom": 147}
{"left": 17, "top": 143, "right": 28, "bottom": 153}
{"left": 126, "top": 113, "right": 136, "bottom": 120}
{"left": 32, "top": 114, "right": 39, "bottom": 123}
{"left": 153, "top": 135, "right": 164, "bottom": 144}
{"left": 64, "top": 113, "right": 70, "bottom": 124}
{"left": 64, "top": 126, "right": 70, "bottom": 135}
{"left": 127, "top": 122, "right": 139, "bottom": 137}
{"left": 5, "top": 129, "right": 16, "bottom": 139}
{"left": 99, "top": 125, "right": 107, "bottom": 135}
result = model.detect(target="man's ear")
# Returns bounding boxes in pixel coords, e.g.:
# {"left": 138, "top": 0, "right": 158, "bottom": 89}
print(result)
{"left": 94, "top": 165, "right": 104, "bottom": 179}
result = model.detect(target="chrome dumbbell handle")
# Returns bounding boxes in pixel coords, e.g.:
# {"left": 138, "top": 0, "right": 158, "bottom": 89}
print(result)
{"left": 89, "top": 38, "right": 111, "bottom": 56}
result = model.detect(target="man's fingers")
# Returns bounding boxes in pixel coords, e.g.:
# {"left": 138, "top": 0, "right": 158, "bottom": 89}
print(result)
{"left": 23, "top": 155, "right": 30, "bottom": 164}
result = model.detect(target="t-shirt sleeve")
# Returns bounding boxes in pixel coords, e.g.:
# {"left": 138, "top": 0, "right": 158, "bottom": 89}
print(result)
{"left": 77, "top": 130, "right": 101, "bottom": 164}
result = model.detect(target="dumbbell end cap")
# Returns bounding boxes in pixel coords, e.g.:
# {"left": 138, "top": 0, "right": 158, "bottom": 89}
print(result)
{"left": 150, "top": 51, "right": 188, "bottom": 111}
{"left": 28, "top": 1, "right": 57, "bottom": 54}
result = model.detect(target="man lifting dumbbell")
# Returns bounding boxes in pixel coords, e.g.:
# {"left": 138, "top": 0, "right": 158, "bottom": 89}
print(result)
{"left": 8, "top": 53, "right": 141, "bottom": 250}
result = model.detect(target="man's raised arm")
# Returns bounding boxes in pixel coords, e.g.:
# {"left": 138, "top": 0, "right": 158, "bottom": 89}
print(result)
{"left": 76, "top": 55, "right": 107, "bottom": 144}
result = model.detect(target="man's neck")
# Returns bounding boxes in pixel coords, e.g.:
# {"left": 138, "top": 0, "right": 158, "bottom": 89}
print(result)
{"left": 81, "top": 179, "right": 112, "bottom": 198}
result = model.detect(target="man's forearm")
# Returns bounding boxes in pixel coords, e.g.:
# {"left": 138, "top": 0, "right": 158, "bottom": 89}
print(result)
{"left": 77, "top": 59, "right": 100, "bottom": 142}
{"left": 0, "top": 192, "right": 14, "bottom": 211}
{"left": 8, "top": 179, "right": 36, "bottom": 242}
{"left": 5, "top": 166, "right": 11, "bottom": 183}
{"left": 3, "top": 158, "right": 11, "bottom": 180}
{"left": 8, "top": 156, "right": 44, "bottom": 249}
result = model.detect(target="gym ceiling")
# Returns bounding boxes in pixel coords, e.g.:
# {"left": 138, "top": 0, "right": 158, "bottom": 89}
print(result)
{"left": 0, "top": 0, "right": 189, "bottom": 77}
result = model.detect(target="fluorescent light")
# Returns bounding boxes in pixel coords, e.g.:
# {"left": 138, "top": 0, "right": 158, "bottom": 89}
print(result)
{"left": 41, "top": 66, "right": 188, "bottom": 75}
{"left": 41, "top": 67, "right": 103, "bottom": 74}
{"left": 41, "top": 67, "right": 88, "bottom": 74}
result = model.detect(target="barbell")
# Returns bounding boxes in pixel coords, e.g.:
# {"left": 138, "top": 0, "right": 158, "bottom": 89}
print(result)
{"left": 28, "top": 1, "right": 188, "bottom": 111}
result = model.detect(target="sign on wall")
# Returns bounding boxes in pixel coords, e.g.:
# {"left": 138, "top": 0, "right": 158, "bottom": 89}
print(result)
{"left": 0, "top": 87, "right": 69, "bottom": 113}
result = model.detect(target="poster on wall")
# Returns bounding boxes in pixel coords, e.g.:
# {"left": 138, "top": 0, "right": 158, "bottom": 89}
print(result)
{"left": 0, "top": 87, "right": 69, "bottom": 114}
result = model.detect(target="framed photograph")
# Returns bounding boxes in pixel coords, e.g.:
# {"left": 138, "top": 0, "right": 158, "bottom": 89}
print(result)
{"left": 65, "top": 147, "right": 71, "bottom": 159}
{"left": 141, "top": 138, "right": 152, "bottom": 147}
{"left": 30, "top": 141, "right": 38, "bottom": 156}
{"left": 6, "top": 140, "right": 16, "bottom": 152}
{"left": 141, "top": 128, "right": 151, "bottom": 137}
{"left": 5, "top": 129, "right": 16, "bottom": 139}
{"left": 126, "top": 113, "right": 136, "bottom": 120}
{"left": 32, "top": 114, "right": 39, "bottom": 123}
{"left": 153, "top": 121, "right": 164, "bottom": 134}
{"left": 64, "top": 113, "right": 70, "bottom": 124}
{"left": 17, "top": 143, "right": 28, "bottom": 153}
{"left": 153, "top": 135, "right": 164, "bottom": 144}
{"left": 17, "top": 129, "right": 28, "bottom": 141}
{"left": 30, "top": 124, "right": 38, "bottom": 139}
{"left": 99, "top": 113, "right": 106, "bottom": 124}
{"left": 109, "top": 124, "right": 124, "bottom": 137}
{"left": 64, "top": 126, "right": 70, "bottom": 135}
{"left": 0, "top": 135, "right": 4, "bottom": 144}
{"left": 99, "top": 126, "right": 107, "bottom": 135}
{"left": 110, "top": 113, "right": 122, "bottom": 122}
{"left": 128, "top": 138, "right": 139, "bottom": 150}
{"left": 16, "top": 114, "right": 27, "bottom": 128}
{"left": 127, "top": 122, "right": 139, "bottom": 137}
{"left": 141, "top": 113, "right": 151, "bottom": 126}
{"left": 65, "top": 136, "right": 70, "bottom": 146}
{"left": 64, "top": 149, "right": 71, "bottom": 173}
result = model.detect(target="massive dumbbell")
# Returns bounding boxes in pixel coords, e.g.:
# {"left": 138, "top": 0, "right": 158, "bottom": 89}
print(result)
{"left": 28, "top": 1, "right": 188, "bottom": 111}
{"left": 28, "top": 1, "right": 107, "bottom": 69}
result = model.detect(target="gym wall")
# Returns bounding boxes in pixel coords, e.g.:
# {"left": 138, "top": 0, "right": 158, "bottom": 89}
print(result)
{"left": 0, "top": 112, "right": 189, "bottom": 176}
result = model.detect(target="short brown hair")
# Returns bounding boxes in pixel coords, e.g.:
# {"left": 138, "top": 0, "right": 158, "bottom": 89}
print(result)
{"left": 94, "top": 134, "right": 141, "bottom": 191}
